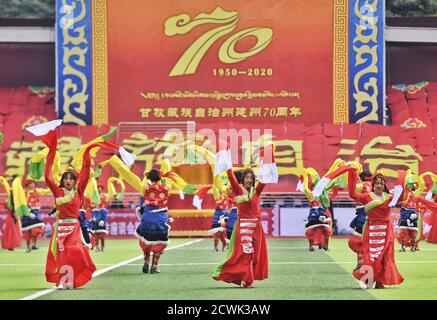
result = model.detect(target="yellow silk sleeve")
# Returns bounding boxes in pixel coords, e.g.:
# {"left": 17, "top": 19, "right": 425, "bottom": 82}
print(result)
{"left": 100, "top": 155, "right": 144, "bottom": 194}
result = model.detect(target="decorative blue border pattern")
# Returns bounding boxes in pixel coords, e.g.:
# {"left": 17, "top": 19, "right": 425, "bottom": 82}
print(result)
{"left": 56, "top": 0, "right": 93, "bottom": 125}
{"left": 349, "top": 0, "right": 385, "bottom": 124}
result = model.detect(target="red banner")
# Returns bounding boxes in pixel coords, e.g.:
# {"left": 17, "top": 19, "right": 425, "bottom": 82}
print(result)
{"left": 0, "top": 207, "right": 276, "bottom": 238}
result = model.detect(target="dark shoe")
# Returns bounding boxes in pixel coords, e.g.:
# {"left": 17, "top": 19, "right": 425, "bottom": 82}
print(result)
{"left": 375, "top": 282, "right": 385, "bottom": 289}
{"left": 150, "top": 266, "right": 160, "bottom": 274}
{"left": 142, "top": 262, "right": 149, "bottom": 274}
{"left": 31, "top": 245, "right": 39, "bottom": 250}
{"left": 26, "top": 248, "right": 31, "bottom": 253}
{"left": 322, "top": 246, "right": 329, "bottom": 251}
{"left": 411, "top": 247, "right": 416, "bottom": 252}
{"left": 318, "top": 245, "right": 322, "bottom": 249}
{"left": 399, "top": 247, "right": 405, "bottom": 252}
{"left": 243, "top": 282, "right": 254, "bottom": 288}
{"left": 353, "top": 263, "right": 362, "bottom": 272}
{"left": 307, "top": 247, "right": 315, "bottom": 252}
{"left": 214, "top": 247, "right": 218, "bottom": 252}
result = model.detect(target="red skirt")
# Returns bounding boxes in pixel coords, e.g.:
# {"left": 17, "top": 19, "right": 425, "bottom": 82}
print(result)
{"left": 305, "top": 225, "right": 332, "bottom": 246}
{"left": 1, "top": 214, "right": 22, "bottom": 250}
{"left": 93, "top": 230, "right": 108, "bottom": 240}
{"left": 22, "top": 226, "right": 44, "bottom": 241}
{"left": 348, "top": 234, "right": 363, "bottom": 254}
{"left": 46, "top": 219, "right": 96, "bottom": 288}
{"left": 213, "top": 217, "right": 268, "bottom": 286}
{"left": 397, "top": 228, "right": 419, "bottom": 246}
{"left": 139, "top": 240, "right": 167, "bottom": 253}
{"left": 353, "top": 220, "right": 404, "bottom": 286}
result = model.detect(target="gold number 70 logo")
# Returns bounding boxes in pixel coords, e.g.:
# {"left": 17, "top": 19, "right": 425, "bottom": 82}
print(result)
{"left": 165, "top": 7, "right": 273, "bottom": 77}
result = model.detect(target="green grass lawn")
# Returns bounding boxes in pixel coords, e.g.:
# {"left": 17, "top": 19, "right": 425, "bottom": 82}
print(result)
{"left": 1, "top": 237, "right": 437, "bottom": 300}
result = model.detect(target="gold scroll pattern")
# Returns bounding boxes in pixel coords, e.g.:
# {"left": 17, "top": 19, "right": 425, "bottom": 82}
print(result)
{"left": 61, "top": 0, "right": 89, "bottom": 125}
{"left": 352, "top": 0, "right": 380, "bottom": 123}
{"left": 92, "top": 0, "right": 108, "bottom": 125}
{"left": 333, "top": 0, "right": 349, "bottom": 123}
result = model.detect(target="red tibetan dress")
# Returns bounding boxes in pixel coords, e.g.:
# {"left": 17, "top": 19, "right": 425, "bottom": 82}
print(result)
{"left": 136, "top": 180, "right": 171, "bottom": 254}
{"left": 348, "top": 170, "right": 404, "bottom": 287}
{"left": 212, "top": 169, "right": 268, "bottom": 287}
{"left": 44, "top": 137, "right": 96, "bottom": 289}
{"left": 304, "top": 197, "right": 332, "bottom": 247}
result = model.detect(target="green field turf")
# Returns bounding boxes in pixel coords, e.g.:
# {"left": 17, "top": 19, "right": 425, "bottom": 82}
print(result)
{"left": 1, "top": 237, "right": 437, "bottom": 300}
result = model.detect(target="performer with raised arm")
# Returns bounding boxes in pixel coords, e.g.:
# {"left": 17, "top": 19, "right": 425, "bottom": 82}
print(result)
{"left": 299, "top": 168, "right": 332, "bottom": 251}
{"left": 298, "top": 159, "right": 344, "bottom": 251}
{"left": 313, "top": 164, "right": 404, "bottom": 289}
{"left": 22, "top": 179, "right": 50, "bottom": 252}
{"left": 26, "top": 120, "right": 135, "bottom": 289}
{"left": 212, "top": 144, "right": 278, "bottom": 288}
{"left": 97, "top": 156, "right": 195, "bottom": 274}
{"left": 91, "top": 178, "right": 125, "bottom": 252}
{"left": 86, "top": 179, "right": 107, "bottom": 252}
{"left": 186, "top": 144, "right": 241, "bottom": 249}
{"left": 397, "top": 171, "right": 425, "bottom": 252}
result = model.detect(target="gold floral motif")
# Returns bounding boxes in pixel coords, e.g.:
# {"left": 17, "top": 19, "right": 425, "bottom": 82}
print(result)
{"left": 333, "top": 0, "right": 349, "bottom": 123}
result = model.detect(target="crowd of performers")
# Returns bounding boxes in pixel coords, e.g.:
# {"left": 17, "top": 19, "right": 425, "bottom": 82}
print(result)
{"left": 1, "top": 120, "right": 437, "bottom": 292}
{"left": 306, "top": 160, "right": 437, "bottom": 289}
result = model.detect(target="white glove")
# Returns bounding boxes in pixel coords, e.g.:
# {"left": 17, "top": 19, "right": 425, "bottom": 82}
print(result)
{"left": 168, "top": 217, "right": 174, "bottom": 223}
{"left": 98, "top": 220, "right": 105, "bottom": 227}
{"left": 319, "top": 216, "right": 326, "bottom": 223}
{"left": 410, "top": 213, "right": 417, "bottom": 220}
{"left": 29, "top": 213, "right": 36, "bottom": 219}
{"left": 407, "top": 219, "right": 413, "bottom": 227}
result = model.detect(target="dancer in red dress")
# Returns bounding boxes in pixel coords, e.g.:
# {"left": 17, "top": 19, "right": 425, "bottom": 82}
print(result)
{"left": 314, "top": 164, "right": 404, "bottom": 289}
{"left": 26, "top": 120, "right": 134, "bottom": 288}
{"left": 213, "top": 145, "right": 278, "bottom": 288}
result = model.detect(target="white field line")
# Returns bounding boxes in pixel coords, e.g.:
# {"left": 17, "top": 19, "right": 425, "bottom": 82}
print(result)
{"left": 123, "top": 260, "right": 437, "bottom": 266}
{"left": 8, "top": 260, "right": 437, "bottom": 269}
{"left": 19, "top": 239, "right": 204, "bottom": 300}
{"left": 177, "top": 247, "right": 310, "bottom": 250}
